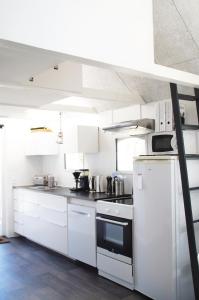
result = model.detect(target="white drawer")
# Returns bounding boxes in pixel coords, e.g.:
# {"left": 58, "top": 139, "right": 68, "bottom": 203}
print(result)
{"left": 14, "top": 221, "right": 24, "bottom": 236}
{"left": 13, "top": 188, "right": 24, "bottom": 200}
{"left": 39, "top": 219, "right": 67, "bottom": 255}
{"left": 97, "top": 253, "right": 133, "bottom": 284}
{"left": 39, "top": 206, "right": 67, "bottom": 227}
{"left": 14, "top": 211, "right": 24, "bottom": 224}
{"left": 38, "top": 193, "right": 67, "bottom": 212}
{"left": 23, "top": 190, "right": 39, "bottom": 204}
{"left": 14, "top": 198, "right": 24, "bottom": 212}
{"left": 24, "top": 215, "right": 40, "bottom": 242}
{"left": 23, "top": 201, "right": 39, "bottom": 218}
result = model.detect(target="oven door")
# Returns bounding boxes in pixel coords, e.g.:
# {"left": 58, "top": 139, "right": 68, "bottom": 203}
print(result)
{"left": 96, "top": 213, "right": 132, "bottom": 259}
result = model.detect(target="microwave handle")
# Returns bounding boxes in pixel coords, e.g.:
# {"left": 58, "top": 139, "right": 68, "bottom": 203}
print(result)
{"left": 171, "top": 135, "right": 177, "bottom": 150}
{"left": 96, "top": 216, "right": 128, "bottom": 226}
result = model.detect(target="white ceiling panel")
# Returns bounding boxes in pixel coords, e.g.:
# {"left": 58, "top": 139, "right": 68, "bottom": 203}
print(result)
{"left": 0, "top": 39, "right": 67, "bottom": 83}
{"left": 0, "top": 86, "right": 66, "bottom": 107}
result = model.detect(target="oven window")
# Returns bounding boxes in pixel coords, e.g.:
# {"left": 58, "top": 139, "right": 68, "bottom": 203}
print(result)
{"left": 105, "top": 223, "right": 124, "bottom": 246}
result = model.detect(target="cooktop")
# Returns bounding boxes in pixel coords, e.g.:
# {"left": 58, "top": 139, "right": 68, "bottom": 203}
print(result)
{"left": 98, "top": 196, "right": 133, "bottom": 205}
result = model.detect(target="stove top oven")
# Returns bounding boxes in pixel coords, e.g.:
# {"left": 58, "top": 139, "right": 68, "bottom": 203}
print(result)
{"left": 96, "top": 197, "right": 133, "bottom": 264}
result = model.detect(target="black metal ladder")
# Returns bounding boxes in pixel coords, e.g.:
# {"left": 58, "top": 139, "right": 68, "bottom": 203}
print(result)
{"left": 170, "top": 83, "right": 199, "bottom": 300}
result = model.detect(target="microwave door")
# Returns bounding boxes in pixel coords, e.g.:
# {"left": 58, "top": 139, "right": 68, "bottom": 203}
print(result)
{"left": 152, "top": 134, "right": 174, "bottom": 153}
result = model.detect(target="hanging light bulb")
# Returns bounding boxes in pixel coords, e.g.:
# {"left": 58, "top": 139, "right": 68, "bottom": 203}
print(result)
{"left": 57, "top": 112, "right": 64, "bottom": 144}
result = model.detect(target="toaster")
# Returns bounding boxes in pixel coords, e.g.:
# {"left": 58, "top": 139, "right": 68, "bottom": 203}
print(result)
{"left": 33, "top": 175, "right": 48, "bottom": 186}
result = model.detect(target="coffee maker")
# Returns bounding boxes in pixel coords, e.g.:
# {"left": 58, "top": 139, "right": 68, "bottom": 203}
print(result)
{"left": 79, "top": 169, "right": 90, "bottom": 192}
{"left": 71, "top": 169, "right": 90, "bottom": 192}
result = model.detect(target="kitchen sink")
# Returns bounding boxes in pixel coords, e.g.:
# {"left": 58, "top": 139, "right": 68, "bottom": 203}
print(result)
{"left": 30, "top": 186, "right": 59, "bottom": 191}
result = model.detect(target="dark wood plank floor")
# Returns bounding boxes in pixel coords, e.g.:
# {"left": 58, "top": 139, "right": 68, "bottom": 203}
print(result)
{"left": 0, "top": 237, "right": 150, "bottom": 300}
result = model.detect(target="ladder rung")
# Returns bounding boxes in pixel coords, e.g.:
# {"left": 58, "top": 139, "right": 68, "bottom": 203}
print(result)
{"left": 193, "top": 219, "right": 199, "bottom": 224}
{"left": 190, "top": 187, "right": 199, "bottom": 191}
{"left": 182, "top": 124, "right": 199, "bottom": 130}
{"left": 185, "top": 154, "right": 199, "bottom": 160}
{"left": 178, "top": 93, "right": 198, "bottom": 101}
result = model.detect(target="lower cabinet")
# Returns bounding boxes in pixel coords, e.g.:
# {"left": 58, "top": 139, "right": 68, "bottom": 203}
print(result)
{"left": 68, "top": 204, "right": 96, "bottom": 267}
{"left": 13, "top": 189, "right": 68, "bottom": 256}
{"left": 13, "top": 190, "right": 97, "bottom": 265}
{"left": 39, "top": 219, "right": 67, "bottom": 254}
{"left": 23, "top": 214, "right": 40, "bottom": 242}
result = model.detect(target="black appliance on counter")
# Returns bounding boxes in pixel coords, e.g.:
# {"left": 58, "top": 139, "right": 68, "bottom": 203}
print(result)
{"left": 70, "top": 169, "right": 90, "bottom": 192}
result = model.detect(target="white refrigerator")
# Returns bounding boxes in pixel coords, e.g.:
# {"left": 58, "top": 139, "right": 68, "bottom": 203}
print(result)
{"left": 133, "top": 156, "right": 199, "bottom": 300}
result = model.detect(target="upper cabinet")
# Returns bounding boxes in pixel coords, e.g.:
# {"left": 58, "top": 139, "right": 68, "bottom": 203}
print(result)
{"left": 25, "top": 131, "right": 58, "bottom": 156}
{"left": 112, "top": 105, "right": 141, "bottom": 123}
{"left": 64, "top": 125, "right": 98, "bottom": 154}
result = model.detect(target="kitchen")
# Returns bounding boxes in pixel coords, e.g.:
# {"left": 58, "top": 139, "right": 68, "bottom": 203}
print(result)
{"left": 1, "top": 1, "right": 199, "bottom": 300}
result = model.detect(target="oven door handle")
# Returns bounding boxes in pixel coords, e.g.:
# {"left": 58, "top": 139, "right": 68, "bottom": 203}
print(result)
{"left": 96, "top": 216, "right": 128, "bottom": 226}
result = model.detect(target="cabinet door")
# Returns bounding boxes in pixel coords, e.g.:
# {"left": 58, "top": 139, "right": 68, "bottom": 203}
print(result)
{"left": 113, "top": 105, "right": 141, "bottom": 123}
{"left": 25, "top": 132, "right": 58, "bottom": 156}
{"left": 39, "top": 219, "right": 67, "bottom": 255}
{"left": 37, "top": 193, "right": 67, "bottom": 212}
{"left": 14, "top": 211, "right": 24, "bottom": 236}
{"left": 23, "top": 201, "right": 40, "bottom": 242}
{"left": 24, "top": 214, "right": 40, "bottom": 242}
{"left": 13, "top": 189, "right": 25, "bottom": 236}
{"left": 68, "top": 204, "right": 96, "bottom": 267}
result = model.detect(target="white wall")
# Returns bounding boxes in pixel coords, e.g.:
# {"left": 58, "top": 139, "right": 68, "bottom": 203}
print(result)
{"left": 41, "top": 109, "right": 141, "bottom": 194}
{"left": 0, "top": 0, "right": 154, "bottom": 69}
{"left": 2, "top": 118, "right": 43, "bottom": 237}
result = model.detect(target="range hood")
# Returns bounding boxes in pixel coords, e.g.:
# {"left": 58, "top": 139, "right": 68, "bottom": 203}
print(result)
{"left": 103, "top": 118, "right": 155, "bottom": 136}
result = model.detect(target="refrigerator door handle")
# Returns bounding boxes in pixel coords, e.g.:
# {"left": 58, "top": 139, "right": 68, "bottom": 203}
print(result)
{"left": 138, "top": 174, "right": 143, "bottom": 190}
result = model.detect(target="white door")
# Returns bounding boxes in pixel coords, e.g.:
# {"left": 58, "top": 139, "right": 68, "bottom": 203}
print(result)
{"left": 133, "top": 159, "right": 176, "bottom": 300}
{"left": 68, "top": 204, "right": 96, "bottom": 267}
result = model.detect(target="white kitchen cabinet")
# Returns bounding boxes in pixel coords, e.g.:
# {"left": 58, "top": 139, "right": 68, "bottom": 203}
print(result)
{"left": 68, "top": 203, "right": 96, "bottom": 267}
{"left": 39, "top": 219, "right": 67, "bottom": 254}
{"left": 25, "top": 131, "right": 58, "bottom": 156}
{"left": 38, "top": 193, "right": 68, "bottom": 254}
{"left": 13, "top": 189, "right": 25, "bottom": 236}
{"left": 64, "top": 125, "right": 98, "bottom": 153}
{"left": 156, "top": 100, "right": 174, "bottom": 132}
{"left": 13, "top": 189, "right": 68, "bottom": 255}
{"left": 23, "top": 191, "right": 40, "bottom": 242}
{"left": 113, "top": 105, "right": 141, "bottom": 123}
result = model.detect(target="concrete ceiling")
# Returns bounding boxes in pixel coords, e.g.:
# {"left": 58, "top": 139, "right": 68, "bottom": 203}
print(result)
{"left": 120, "top": 0, "right": 199, "bottom": 103}
{"left": 153, "top": 0, "right": 199, "bottom": 74}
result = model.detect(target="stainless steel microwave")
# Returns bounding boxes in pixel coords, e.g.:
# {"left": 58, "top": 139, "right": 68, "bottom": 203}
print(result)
{"left": 147, "top": 131, "right": 198, "bottom": 155}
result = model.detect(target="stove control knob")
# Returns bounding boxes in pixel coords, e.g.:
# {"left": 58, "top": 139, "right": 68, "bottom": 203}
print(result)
{"left": 115, "top": 209, "right": 120, "bottom": 215}
{"left": 105, "top": 208, "right": 111, "bottom": 213}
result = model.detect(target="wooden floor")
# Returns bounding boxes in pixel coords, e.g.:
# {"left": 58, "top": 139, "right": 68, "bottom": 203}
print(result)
{"left": 0, "top": 237, "right": 150, "bottom": 300}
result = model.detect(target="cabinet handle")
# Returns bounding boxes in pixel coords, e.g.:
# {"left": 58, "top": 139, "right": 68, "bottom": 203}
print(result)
{"left": 14, "top": 221, "right": 24, "bottom": 225}
{"left": 41, "top": 218, "right": 66, "bottom": 227}
{"left": 14, "top": 209, "right": 23, "bottom": 213}
{"left": 40, "top": 205, "right": 66, "bottom": 213}
{"left": 70, "top": 210, "right": 90, "bottom": 217}
{"left": 25, "top": 214, "right": 39, "bottom": 219}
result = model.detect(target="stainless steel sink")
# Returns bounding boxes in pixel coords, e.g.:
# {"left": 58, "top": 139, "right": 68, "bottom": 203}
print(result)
{"left": 30, "top": 186, "right": 59, "bottom": 191}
